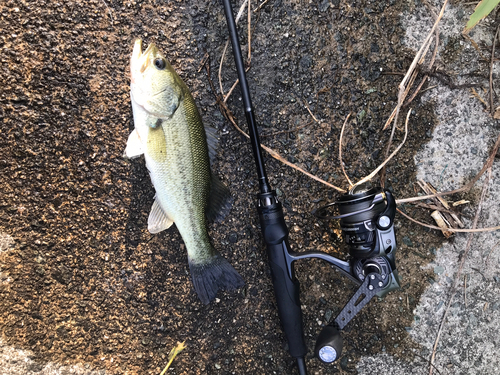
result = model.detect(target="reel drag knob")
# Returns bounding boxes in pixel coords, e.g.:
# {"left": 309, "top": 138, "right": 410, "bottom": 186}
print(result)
{"left": 314, "top": 325, "right": 343, "bottom": 363}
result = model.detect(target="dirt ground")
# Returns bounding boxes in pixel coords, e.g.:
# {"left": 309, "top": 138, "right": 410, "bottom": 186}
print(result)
{"left": 0, "top": 0, "right": 497, "bottom": 374}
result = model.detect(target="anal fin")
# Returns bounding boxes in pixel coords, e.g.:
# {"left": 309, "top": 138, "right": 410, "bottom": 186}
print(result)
{"left": 148, "top": 198, "right": 174, "bottom": 234}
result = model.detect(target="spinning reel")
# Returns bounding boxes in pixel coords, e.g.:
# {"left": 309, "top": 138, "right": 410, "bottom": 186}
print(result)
{"left": 311, "top": 182, "right": 400, "bottom": 363}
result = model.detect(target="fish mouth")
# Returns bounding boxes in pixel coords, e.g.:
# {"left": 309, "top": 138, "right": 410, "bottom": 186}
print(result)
{"left": 131, "top": 39, "right": 159, "bottom": 75}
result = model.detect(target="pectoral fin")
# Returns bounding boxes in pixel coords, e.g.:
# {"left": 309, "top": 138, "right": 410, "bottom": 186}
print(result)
{"left": 148, "top": 198, "right": 174, "bottom": 234}
{"left": 206, "top": 174, "right": 233, "bottom": 223}
{"left": 123, "top": 129, "right": 144, "bottom": 159}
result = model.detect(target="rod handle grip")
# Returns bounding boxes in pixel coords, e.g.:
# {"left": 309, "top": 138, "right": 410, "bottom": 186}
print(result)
{"left": 258, "top": 195, "right": 307, "bottom": 358}
{"left": 267, "top": 240, "right": 307, "bottom": 358}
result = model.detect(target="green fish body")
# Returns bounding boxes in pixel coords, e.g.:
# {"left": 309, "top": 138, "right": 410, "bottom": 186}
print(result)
{"left": 125, "top": 40, "right": 244, "bottom": 304}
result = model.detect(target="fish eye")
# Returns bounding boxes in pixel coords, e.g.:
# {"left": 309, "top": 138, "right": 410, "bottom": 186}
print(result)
{"left": 154, "top": 58, "right": 166, "bottom": 70}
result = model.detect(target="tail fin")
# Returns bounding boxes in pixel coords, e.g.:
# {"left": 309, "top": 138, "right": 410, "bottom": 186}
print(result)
{"left": 188, "top": 254, "right": 245, "bottom": 304}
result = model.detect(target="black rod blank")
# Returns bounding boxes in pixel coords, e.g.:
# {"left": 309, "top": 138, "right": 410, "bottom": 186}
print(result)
{"left": 221, "top": 1, "right": 308, "bottom": 375}
{"left": 221, "top": 0, "right": 270, "bottom": 193}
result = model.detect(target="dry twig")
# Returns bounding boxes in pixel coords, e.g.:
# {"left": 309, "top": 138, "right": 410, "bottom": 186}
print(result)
{"left": 417, "top": 180, "right": 464, "bottom": 229}
{"left": 354, "top": 109, "right": 411, "bottom": 189}
{"left": 339, "top": 114, "right": 354, "bottom": 187}
{"left": 430, "top": 210, "right": 453, "bottom": 238}
{"left": 397, "top": 208, "right": 500, "bottom": 233}
{"left": 490, "top": 25, "right": 499, "bottom": 117}
{"left": 225, "top": 107, "right": 345, "bottom": 192}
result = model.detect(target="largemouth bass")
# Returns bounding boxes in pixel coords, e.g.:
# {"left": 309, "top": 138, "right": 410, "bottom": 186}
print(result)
{"left": 124, "top": 39, "right": 244, "bottom": 304}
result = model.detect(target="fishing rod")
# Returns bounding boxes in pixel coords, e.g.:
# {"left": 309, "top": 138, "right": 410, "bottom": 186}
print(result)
{"left": 221, "top": 1, "right": 400, "bottom": 373}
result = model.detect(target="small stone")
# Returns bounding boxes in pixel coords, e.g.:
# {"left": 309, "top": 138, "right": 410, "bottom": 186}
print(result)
{"left": 318, "top": 0, "right": 330, "bottom": 12}
{"left": 434, "top": 266, "right": 445, "bottom": 275}
{"left": 324, "top": 309, "right": 333, "bottom": 322}
{"left": 228, "top": 232, "right": 238, "bottom": 244}
{"left": 466, "top": 326, "right": 473, "bottom": 336}
{"left": 299, "top": 55, "right": 312, "bottom": 69}
{"left": 340, "top": 356, "right": 348, "bottom": 370}
{"left": 402, "top": 236, "right": 413, "bottom": 247}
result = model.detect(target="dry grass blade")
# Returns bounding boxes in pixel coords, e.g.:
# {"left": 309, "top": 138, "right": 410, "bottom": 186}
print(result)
{"left": 404, "top": 24, "right": 439, "bottom": 107}
{"left": 219, "top": 40, "right": 231, "bottom": 97}
{"left": 253, "top": 0, "right": 270, "bottom": 12}
{"left": 397, "top": 0, "right": 448, "bottom": 112}
{"left": 384, "top": 2, "right": 446, "bottom": 131}
{"left": 226, "top": 106, "right": 345, "bottom": 192}
{"left": 471, "top": 87, "right": 488, "bottom": 107}
{"left": 397, "top": 208, "right": 500, "bottom": 233}
{"left": 339, "top": 113, "right": 354, "bottom": 187}
{"left": 381, "top": 0, "right": 448, "bottom": 184}
{"left": 300, "top": 98, "right": 321, "bottom": 124}
{"left": 100, "top": 0, "right": 114, "bottom": 23}
{"left": 261, "top": 143, "right": 346, "bottom": 192}
{"left": 159, "top": 341, "right": 186, "bottom": 375}
{"left": 353, "top": 109, "right": 410, "bottom": 189}
{"left": 490, "top": 25, "right": 499, "bottom": 116}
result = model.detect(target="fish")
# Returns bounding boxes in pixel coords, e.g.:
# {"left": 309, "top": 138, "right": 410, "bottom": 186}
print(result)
{"left": 124, "top": 39, "right": 244, "bottom": 304}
